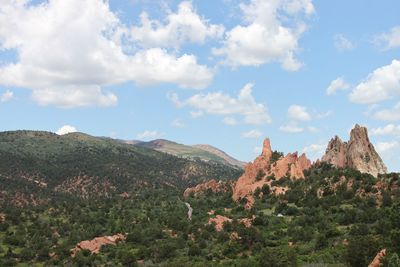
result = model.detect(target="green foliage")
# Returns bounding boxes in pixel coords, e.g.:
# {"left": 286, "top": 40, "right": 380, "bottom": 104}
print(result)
{"left": 0, "top": 132, "right": 399, "bottom": 266}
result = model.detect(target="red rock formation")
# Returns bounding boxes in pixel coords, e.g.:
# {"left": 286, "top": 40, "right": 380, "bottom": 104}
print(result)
{"left": 71, "top": 234, "right": 126, "bottom": 257}
{"left": 322, "top": 124, "right": 387, "bottom": 177}
{"left": 239, "top": 215, "right": 255, "bottom": 228}
{"left": 208, "top": 215, "right": 232, "bottom": 231}
{"left": 183, "top": 179, "right": 228, "bottom": 198}
{"left": 232, "top": 138, "right": 311, "bottom": 208}
{"left": 369, "top": 249, "right": 386, "bottom": 267}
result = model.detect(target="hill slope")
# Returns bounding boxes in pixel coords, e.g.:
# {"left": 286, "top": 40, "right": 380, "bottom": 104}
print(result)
{"left": 0, "top": 131, "right": 242, "bottom": 201}
{"left": 135, "top": 139, "right": 245, "bottom": 169}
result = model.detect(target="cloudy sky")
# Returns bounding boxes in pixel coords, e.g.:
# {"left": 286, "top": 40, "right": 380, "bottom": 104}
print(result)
{"left": 0, "top": 0, "right": 399, "bottom": 171}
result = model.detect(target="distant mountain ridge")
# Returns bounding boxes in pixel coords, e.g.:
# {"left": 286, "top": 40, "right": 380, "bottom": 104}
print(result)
{"left": 0, "top": 130, "right": 242, "bottom": 203}
{"left": 133, "top": 139, "right": 245, "bottom": 169}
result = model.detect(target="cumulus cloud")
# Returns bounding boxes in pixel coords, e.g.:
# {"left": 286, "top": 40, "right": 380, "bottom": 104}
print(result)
{"left": 130, "top": 1, "right": 224, "bottom": 49}
{"left": 190, "top": 110, "right": 204, "bottom": 118}
{"left": 223, "top": 117, "right": 237, "bottom": 126}
{"left": 371, "top": 124, "right": 400, "bottom": 136}
{"left": 326, "top": 77, "right": 350, "bottom": 95}
{"left": 171, "top": 83, "right": 271, "bottom": 125}
{"left": 0, "top": 90, "right": 13, "bottom": 102}
{"left": 56, "top": 125, "right": 77, "bottom": 135}
{"left": 302, "top": 142, "right": 326, "bottom": 160}
{"left": 372, "top": 102, "right": 400, "bottom": 121}
{"left": 349, "top": 60, "right": 400, "bottom": 104}
{"left": 288, "top": 105, "right": 311, "bottom": 121}
{"left": 213, "top": 0, "right": 314, "bottom": 70}
{"left": 280, "top": 122, "right": 304, "bottom": 133}
{"left": 242, "top": 129, "right": 263, "bottom": 138}
{"left": 136, "top": 130, "right": 162, "bottom": 140}
{"left": 0, "top": 0, "right": 213, "bottom": 108}
{"left": 334, "top": 34, "right": 355, "bottom": 51}
{"left": 375, "top": 141, "right": 400, "bottom": 156}
{"left": 374, "top": 26, "right": 400, "bottom": 50}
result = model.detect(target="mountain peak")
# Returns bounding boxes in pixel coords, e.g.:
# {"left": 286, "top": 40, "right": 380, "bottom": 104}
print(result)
{"left": 322, "top": 124, "right": 387, "bottom": 177}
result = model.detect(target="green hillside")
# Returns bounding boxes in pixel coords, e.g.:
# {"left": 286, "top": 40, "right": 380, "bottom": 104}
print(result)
{"left": 0, "top": 131, "right": 242, "bottom": 201}
{"left": 135, "top": 139, "right": 245, "bottom": 169}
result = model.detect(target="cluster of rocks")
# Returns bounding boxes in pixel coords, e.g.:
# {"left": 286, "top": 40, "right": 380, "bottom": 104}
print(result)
{"left": 232, "top": 139, "right": 311, "bottom": 208}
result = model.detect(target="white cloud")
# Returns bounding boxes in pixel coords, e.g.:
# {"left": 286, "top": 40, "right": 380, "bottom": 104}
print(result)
{"left": 136, "top": 130, "right": 162, "bottom": 140}
{"left": 0, "top": 89, "right": 13, "bottom": 102}
{"left": 372, "top": 102, "right": 400, "bottom": 121}
{"left": 349, "top": 60, "right": 400, "bottom": 104}
{"left": 280, "top": 122, "right": 304, "bottom": 133}
{"left": 326, "top": 77, "right": 350, "bottom": 95}
{"left": 302, "top": 142, "right": 326, "bottom": 160}
{"left": 371, "top": 124, "right": 400, "bottom": 136}
{"left": 213, "top": 0, "right": 314, "bottom": 70}
{"left": 375, "top": 141, "right": 400, "bottom": 156}
{"left": 56, "top": 125, "right": 77, "bottom": 135}
{"left": 242, "top": 129, "right": 263, "bottom": 138}
{"left": 374, "top": 26, "right": 400, "bottom": 50}
{"left": 32, "top": 86, "right": 117, "bottom": 108}
{"left": 172, "top": 83, "right": 271, "bottom": 125}
{"left": 172, "top": 119, "right": 185, "bottom": 128}
{"left": 0, "top": 0, "right": 213, "bottom": 108}
{"left": 223, "top": 117, "right": 237, "bottom": 126}
{"left": 288, "top": 105, "right": 311, "bottom": 121}
{"left": 334, "top": 34, "right": 355, "bottom": 51}
{"left": 130, "top": 1, "right": 224, "bottom": 49}
{"left": 190, "top": 110, "right": 204, "bottom": 118}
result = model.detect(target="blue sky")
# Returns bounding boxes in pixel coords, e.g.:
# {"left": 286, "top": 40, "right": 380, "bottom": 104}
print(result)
{"left": 0, "top": 0, "right": 399, "bottom": 171}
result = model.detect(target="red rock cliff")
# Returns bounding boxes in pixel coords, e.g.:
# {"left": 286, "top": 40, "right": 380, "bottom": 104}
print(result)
{"left": 232, "top": 138, "right": 311, "bottom": 208}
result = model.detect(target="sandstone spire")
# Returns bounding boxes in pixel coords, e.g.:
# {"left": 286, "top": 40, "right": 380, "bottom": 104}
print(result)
{"left": 321, "top": 124, "right": 387, "bottom": 177}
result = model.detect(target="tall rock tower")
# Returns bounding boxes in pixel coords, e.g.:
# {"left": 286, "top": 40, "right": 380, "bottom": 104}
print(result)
{"left": 322, "top": 124, "right": 387, "bottom": 177}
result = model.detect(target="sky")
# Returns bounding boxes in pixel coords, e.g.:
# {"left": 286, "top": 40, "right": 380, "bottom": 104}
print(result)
{"left": 0, "top": 0, "right": 399, "bottom": 172}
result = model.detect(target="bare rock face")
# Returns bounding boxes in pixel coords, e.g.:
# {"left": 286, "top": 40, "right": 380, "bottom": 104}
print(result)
{"left": 368, "top": 249, "right": 386, "bottom": 267}
{"left": 183, "top": 179, "right": 229, "bottom": 198}
{"left": 322, "top": 124, "right": 387, "bottom": 177}
{"left": 71, "top": 234, "right": 126, "bottom": 257}
{"left": 232, "top": 138, "right": 311, "bottom": 208}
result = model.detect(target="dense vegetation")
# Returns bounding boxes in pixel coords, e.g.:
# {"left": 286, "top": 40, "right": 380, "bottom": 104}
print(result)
{"left": 0, "top": 131, "right": 241, "bottom": 200}
{"left": 0, "top": 131, "right": 399, "bottom": 266}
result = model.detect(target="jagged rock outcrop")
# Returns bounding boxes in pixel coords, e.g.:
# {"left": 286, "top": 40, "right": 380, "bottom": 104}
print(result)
{"left": 183, "top": 179, "right": 229, "bottom": 198}
{"left": 232, "top": 138, "right": 311, "bottom": 208}
{"left": 71, "top": 234, "right": 126, "bottom": 257}
{"left": 322, "top": 124, "right": 387, "bottom": 177}
{"left": 369, "top": 249, "right": 386, "bottom": 267}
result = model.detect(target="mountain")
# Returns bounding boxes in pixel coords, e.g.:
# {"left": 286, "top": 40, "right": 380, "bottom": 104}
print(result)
{"left": 193, "top": 144, "right": 246, "bottom": 169}
{"left": 321, "top": 124, "right": 387, "bottom": 177}
{"left": 0, "top": 131, "right": 242, "bottom": 202}
{"left": 134, "top": 139, "right": 245, "bottom": 169}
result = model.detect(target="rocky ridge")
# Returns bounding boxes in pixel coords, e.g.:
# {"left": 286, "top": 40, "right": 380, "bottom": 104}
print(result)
{"left": 232, "top": 139, "right": 311, "bottom": 208}
{"left": 322, "top": 124, "right": 387, "bottom": 177}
